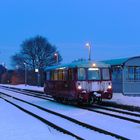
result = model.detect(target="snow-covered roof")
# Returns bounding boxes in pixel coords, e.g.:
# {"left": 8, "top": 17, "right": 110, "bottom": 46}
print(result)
{"left": 102, "top": 58, "right": 129, "bottom": 66}
{"left": 102, "top": 56, "right": 140, "bottom": 66}
{"left": 45, "top": 60, "right": 110, "bottom": 71}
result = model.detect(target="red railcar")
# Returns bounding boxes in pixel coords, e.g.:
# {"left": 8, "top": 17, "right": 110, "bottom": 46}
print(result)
{"left": 44, "top": 60, "right": 113, "bottom": 104}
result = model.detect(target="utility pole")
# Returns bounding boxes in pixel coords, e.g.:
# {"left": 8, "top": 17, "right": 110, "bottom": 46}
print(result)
{"left": 23, "top": 63, "right": 27, "bottom": 86}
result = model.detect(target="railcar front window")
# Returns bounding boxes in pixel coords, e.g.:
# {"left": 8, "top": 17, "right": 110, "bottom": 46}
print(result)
{"left": 88, "top": 68, "right": 101, "bottom": 80}
{"left": 78, "top": 68, "right": 86, "bottom": 80}
{"left": 102, "top": 68, "right": 110, "bottom": 80}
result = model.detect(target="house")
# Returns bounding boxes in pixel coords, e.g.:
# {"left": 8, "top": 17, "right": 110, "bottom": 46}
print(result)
{"left": 0, "top": 65, "right": 6, "bottom": 82}
{"left": 103, "top": 56, "right": 140, "bottom": 95}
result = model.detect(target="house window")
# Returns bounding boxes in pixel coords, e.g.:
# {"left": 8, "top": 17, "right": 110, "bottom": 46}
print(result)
{"left": 135, "top": 67, "right": 140, "bottom": 80}
{"left": 126, "top": 66, "right": 140, "bottom": 81}
{"left": 128, "top": 67, "right": 135, "bottom": 80}
{"left": 112, "top": 66, "right": 122, "bottom": 80}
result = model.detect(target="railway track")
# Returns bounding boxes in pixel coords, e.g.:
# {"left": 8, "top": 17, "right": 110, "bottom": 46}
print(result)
{"left": 1, "top": 86, "right": 140, "bottom": 125}
{"left": 0, "top": 96, "right": 82, "bottom": 140}
{"left": 92, "top": 104, "right": 140, "bottom": 117}
{"left": 0, "top": 87, "right": 129, "bottom": 140}
{"left": 83, "top": 106, "right": 140, "bottom": 124}
{"left": 3, "top": 86, "right": 140, "bottom": 111}
{"left": 0, "top": 93, "right": 83, "bottom": 140}
{"left": 101, "top": 101, "right": 140, "bottom": 112}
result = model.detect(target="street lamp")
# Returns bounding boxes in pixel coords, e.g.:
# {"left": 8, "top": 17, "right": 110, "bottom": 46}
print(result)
{"left": 85, "top": 42, "right": 91, "bottom": 61}
{"left": 23, "top": 62, "right": 27, "bottom": 86}
{"left": 35, "top": 68, "right": 40, "bottom": 87}
{"left": 16, "top": 65, "right": 19, "bottom": 70}
{"left": 54, "top": 53, "right": 58, "bottom": 64}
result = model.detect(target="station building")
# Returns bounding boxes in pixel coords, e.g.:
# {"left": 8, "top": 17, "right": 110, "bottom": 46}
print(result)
{"left": 103, "top": 56, "right": 140, "bottom": 95}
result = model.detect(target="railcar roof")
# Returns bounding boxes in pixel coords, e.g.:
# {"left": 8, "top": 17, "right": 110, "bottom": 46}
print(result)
{"left": 45, "top": 60, "right": 110, "bottom": 71}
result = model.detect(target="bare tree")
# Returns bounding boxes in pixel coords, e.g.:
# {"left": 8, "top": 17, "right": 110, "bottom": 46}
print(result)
{"left": 12, "top": 35, "right": 62, "bottom": 70}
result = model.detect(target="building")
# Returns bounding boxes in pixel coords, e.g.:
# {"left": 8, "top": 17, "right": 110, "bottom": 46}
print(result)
{"left": 103, "top": 56, "right": 140, "bottom": 95}
{"left": 0, "top": 65, "right": 7, "bottom": 82}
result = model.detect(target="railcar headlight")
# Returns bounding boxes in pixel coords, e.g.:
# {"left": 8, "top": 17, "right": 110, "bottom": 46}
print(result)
{"left": 108, "top": 85, "right": 112, "bottom": 89}
{"left": 77, "top": 85, "right": 82, "bottom": 90}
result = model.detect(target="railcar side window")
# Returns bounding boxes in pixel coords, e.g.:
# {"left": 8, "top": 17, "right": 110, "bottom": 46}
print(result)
{"left": 102, "top": 68, "right": 110, "bottom": 80}
{"left": 58, "top": 70, "right": 67, "bottom": 80}
{"left": 68, "top": 69, "right": 74, "bottom": 80}
{"left": 58, "top": 70, "right": 63, "bottom": 80}
{"left": 50, "top": 71, "right": 54, "bottom": 80}
{"left": 46, "top": 71, "right": 50, "bottom": 80}
{"left": 78, "top": 68, "right": 86, "bottom": 80}
{"left": 88, "top": 68, "right": 101, "bottom": 80}
{"left": 54, "top": 70, "right": 58, "bottom": 80}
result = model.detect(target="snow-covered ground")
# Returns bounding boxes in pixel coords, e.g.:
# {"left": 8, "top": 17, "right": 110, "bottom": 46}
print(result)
{"left": 3, "top": 84, "right": 44, "bottom": 92}
{"left": 0, "top": 85, "right": 140, "bottom": 140}
{"left": 0, "top": 98, "right": 75, "bottom": 140}
{"left": 2, "top": 84, "right": 140, "bottom": 108}
{"left": 103, "top": 93, "right": 140, "bottom": 107}
{"left": 0, "top": 91, "right": 114, "bottom": 140}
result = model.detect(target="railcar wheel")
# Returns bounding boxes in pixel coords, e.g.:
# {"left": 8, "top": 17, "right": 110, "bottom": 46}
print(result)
{"left": 88, "top": 95, "right": 96, "bottom": 105}
{"left": 97, "top": 97, "right": 102, "bottom": 104}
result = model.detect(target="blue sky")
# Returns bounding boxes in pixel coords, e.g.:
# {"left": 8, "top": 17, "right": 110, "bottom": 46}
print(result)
{"left": 0, "top": 0, "right": 140, "bottom": 68}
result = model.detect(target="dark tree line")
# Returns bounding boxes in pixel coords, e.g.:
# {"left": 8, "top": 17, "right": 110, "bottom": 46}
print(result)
{"left": 0, "top": 35, "right": 63, "bottom": 85}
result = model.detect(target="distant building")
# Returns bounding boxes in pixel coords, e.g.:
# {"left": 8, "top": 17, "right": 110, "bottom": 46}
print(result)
{"left": 103, "top": 56, "right": 140, "bottom": 95}
{"left": 0, "top": 65, "right": 7, "bottom": 82}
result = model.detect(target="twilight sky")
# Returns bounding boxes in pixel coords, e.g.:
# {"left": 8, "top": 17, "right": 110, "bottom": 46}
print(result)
{"left": 0, "top": 0, "right": 140, "bottom": 68}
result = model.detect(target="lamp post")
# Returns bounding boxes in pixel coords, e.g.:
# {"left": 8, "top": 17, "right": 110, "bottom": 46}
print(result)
{"left": 16, "top": 65, "right": 19, "bottom": 70}
{"left": 54, "top": 53, "right": 58, "bottom": 64}
{"left": 85, "top": 43, "right": 91, "bottom": 61}
{"left": 23, "top": 62, "right": 27, "bottom": 86}
{"left": 35, "top": 68, "right": 40, "bottom": 87}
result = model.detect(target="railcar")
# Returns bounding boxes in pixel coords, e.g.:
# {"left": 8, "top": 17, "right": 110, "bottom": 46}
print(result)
{"left": 44, "top": 60, "right": 113, "bottom": 104}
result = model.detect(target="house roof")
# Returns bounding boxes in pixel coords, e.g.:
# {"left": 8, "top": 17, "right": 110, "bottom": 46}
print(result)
{"left": 102, "top": 56, "right": 140, "bottom": 66}
{"left": 102, "top": 58, "right": 130, "bottom": 66}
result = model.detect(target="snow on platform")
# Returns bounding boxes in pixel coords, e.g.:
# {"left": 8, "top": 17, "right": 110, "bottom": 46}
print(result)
{"left": 103, "top": 93, "right": 140, "bottom": 107}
